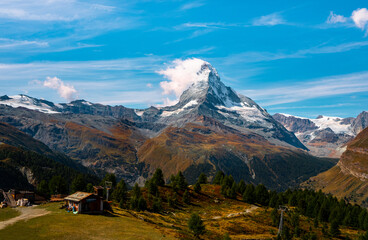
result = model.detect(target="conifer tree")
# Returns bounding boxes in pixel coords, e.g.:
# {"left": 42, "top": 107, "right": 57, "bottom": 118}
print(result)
{"left": 188, "top": 213, "right": 205, "bottom": 237}
{"left": 152, "top": 168, "right": 165, "bottom": 186}
{"left": 152, "top": 197, "right": 162, "bottom": 213}
{"left": 271, "top": 208, "right": 280, "bottom": 226}
{"left": 254, "top": 184, "right": 269, "bottom": 205}
{"left": 213, "top": 171, "right": 225, "bottom": 184}
{"left": 243, "top": 184, "right": 255, "bottom": 204}
{"left": 198, "top": 173, "right": 207, "bottom": 184}
{"left": 330, "top": 220, "right": 341, "bottom": 237}
{"left": 176, "top": 171, "right": 188, "bottom": 190}
{"left": 194, "top": 182, "right": 201, "bottom": 193}
{"left": 237, "top": 180, "right": 246, "bottom": 194}
{"left": 183, "top": 190, "right": 190, "bottom": 204}
{"left": 113, "top": 179, "right": 127, "bottom": 203}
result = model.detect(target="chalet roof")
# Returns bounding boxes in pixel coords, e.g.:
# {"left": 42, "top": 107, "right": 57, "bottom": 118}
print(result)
{"left": 64, "top": 192, "right": 94, "bottom": 202}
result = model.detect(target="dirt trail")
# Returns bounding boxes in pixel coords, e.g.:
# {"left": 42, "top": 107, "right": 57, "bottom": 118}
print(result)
{"left": 212, "top": 205, "right": 259, "bottom": 220}
{"left": 0, "top": 206, "right": 50, "bottom": 230}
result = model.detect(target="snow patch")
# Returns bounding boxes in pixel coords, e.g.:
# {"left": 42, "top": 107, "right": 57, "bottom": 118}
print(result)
{"left": 135, "top": 109, "right": 144, "bottom": 116}
{"left": 0, "top": 95, "right": 60, "bottom": 114}
{"left": 312, "top": 116, "right": 353, "bottom": 135}
{"left": 161, "top": 100, "right": 198, "bottom": 117}
{"left": 216, "top": 103, "right": 271, "bottom": 126}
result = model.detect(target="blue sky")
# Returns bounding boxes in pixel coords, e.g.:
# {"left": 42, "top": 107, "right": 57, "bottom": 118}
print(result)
{"left": 0, "top": 0, "right": 368, "bottom": 118}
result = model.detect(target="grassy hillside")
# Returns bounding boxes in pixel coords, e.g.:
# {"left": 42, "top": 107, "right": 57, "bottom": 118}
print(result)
{"left": 1, "top": 184, "right": 365, "bottom": 240}
{"left": 303, "top": 127, "right": 368, "bottom": 206}
{"left": 0, "top": 203, "right": 174, "bottom": 240}
{"left": 0, "top": 208, "right": 20, "bottom": 222}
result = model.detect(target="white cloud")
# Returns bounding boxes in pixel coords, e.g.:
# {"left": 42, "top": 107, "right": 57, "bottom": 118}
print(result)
{"left": 180, "top": 1, "right": 205, "bottom": 11}
{"left": 43, "top": 76, "right": 78, "bottom": 101}
{"left": 326, "top": 11, "right": 347, "bottom": 24}
{"left": 146, "top": 83, "right": 153, "bottom": 88}
{"left": 0, "top": 38, "right": 48, "bottom": 49}
{"left": 0, "top": 0, "right": 115, "bottom": 22}
{"left": 351, "top": 8, "right": 368, "bottom": 30}
{"left": 157, "top": 58, "right": 207, "bottom": 99}
{"left": 325, "top": 8, "right": 368, "bottom": 34}
{"left": 252, "top": 13, "right": 285, "bottom": 26}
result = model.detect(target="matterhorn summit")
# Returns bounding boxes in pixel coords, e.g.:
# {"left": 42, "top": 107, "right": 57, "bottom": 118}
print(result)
{"left": 147, "top": 59, "right": 307, "bottom": 150}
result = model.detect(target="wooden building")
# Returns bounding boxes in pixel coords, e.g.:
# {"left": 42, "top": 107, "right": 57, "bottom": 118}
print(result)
{"left": 64, "top": 192, "right": 103, "bottom": 214}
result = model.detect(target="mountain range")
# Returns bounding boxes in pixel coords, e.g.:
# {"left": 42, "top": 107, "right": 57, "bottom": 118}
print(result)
{"left": 0, "top": 62, "right": 340, "bottom": 190}
{"left": 273, "top": 112, "right": 368, "bottom": 158}
{"left": 303, "top": 126, "right": 368, "bottom": 207}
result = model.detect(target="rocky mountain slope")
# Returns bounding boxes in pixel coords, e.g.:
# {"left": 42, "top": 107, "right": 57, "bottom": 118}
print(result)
{"left": 0, "top": 61, "right": 335, "bottom": 190}
{"left": 0, "top": 122, "right": 97, "bottom": 190}
{"left": 303, "top": 126, "right": 368, "bottom": 206}
{"left": 273, "top": 112, "right": 368, "bottom": 158}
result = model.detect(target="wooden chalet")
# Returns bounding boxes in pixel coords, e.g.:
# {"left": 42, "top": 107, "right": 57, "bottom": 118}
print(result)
{"left": 64, "top": 192, "right": 103, "bottom": 214}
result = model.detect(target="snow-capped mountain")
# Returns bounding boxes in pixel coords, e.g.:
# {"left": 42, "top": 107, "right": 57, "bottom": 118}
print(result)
{"left": 0, "top": 62, "right": 306, "bottom": 150}
{"left": 273, "top": 112, "right": 368, "bottom": 158}
{"left": 0, "top": 94, "right": 61, "bottom": 114}
{"left": 141, "top": 62, "right": 307, "bottom": 150}
{"left": 0, "top": 60, "right": 338, "bottom": 190}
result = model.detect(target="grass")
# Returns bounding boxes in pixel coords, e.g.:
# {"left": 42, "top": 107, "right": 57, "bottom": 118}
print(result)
{"left": 0, "top": 203, "right": 176, "bottom": 240}
{"left": 0, "top": 185, "right": 365, "bottom": 239}
{"left": 0, "top": 208, "right": 20, "bottom": 222}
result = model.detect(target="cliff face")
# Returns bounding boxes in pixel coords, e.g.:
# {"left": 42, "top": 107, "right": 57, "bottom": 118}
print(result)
{"left": 303, "top": 127, "right": 368, "bottom": 206}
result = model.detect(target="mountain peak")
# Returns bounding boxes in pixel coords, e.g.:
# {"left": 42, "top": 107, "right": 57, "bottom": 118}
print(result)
{"left": 0, "top": 94, "right": 61, "bottom": 114}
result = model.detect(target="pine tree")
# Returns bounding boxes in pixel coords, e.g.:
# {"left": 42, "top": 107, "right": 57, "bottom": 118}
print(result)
{"left": 291, "top": 212, "right": 300, "bottom": 237}
{"left": 112, "top": 179, "right": 127, "bottom": 203}
{"left": 145, "top": 179, "right": 158, "bottom": 196}
{"left": 71, "top": 174, "right": 86, "bottom": 193}
{"left": 37, "top": 180, "right": 49, "bottom": 197}
{"left": 255, "top": 184, "right": 269, "bottom": 205}
{"left": 100, "top": 173, "right": 117, "bottom": 188}
{"left": 152, "top": 168, "right": 165, "bottom": 186}
{"left": 188, "top": 213, "right": 205, "bottom": 237}
{"left": 176, "top": 171, "right": 188, "bottom": 190}
{"left": 198, "top": 173, "right": 207, "bottom": 184}
{"left": 213, "top": 171, "right": 225, "bottom": 184}
{"left": 271, "top": 208, "right": 280, "bottom": 226}
{"left": 243, "top": 184, "right": 255, "bottom": 204}
{"left": 359, "top": 210, "right": 367, "bottom": 230}
{"left": 183, "top": 190, "right": 190, "bottom": 204}
{"left": 170, "top": 174, "right": 179, "bottom": 192}
{"left": 322, "top": 223, "right": 328, "bottom": 237}
{"left": 194, "top": 182, "right": 201, "bottom": 193}
{"left": 49, "top": 175, "right": 68, "bottom": 194}
{"left": 237, "top": 180, "right": 246, "bottom": 194}
{"left": 268, "top": 191, "right": 278, "bottom": 208}
{"left": 318, "top": 200, "right": 330, "bottom": 222}
{"left": 152, "top": 197, "right": 162, "bottom": 213}
{"left": 130, "top": 183, "right": 145, "bottom": 211}
{"left": 288, "top": 193, "right": 297, "bottom": 206}
{"left": 228, "top": 181, "right": 237, "bottom": 199}
{"left": 132, "top": 183, "right": 142, "bottom": 198}
{"left": 86, "top": 183, "right": 94, "bottom": 193}
{"left": 138, "top": 196, "right": 147, "bottom": 211}
{"left": 330, "top": 220, "right": 341, "bottom": 237}
{"left": 168, "top": 194, "right": 176, "bottom": 208}
{"left": 313, "top": 217, "right": 319, "bottom": 228}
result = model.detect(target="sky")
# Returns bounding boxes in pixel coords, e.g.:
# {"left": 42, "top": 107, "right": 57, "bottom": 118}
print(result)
{"left": 0, "top": 0, "right": 368, "bottom": 118}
